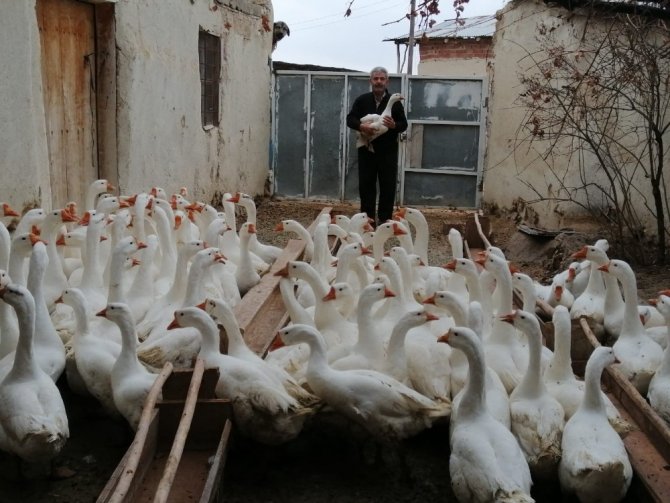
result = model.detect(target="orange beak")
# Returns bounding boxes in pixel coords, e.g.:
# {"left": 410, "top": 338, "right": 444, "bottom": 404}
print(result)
{"left": 96, "top": 308, "right": 107, "bottom": 318}
{"left": 167, "top": 317, "right": 181, "bottom": 330}
{"left": 443, "top": 259, "right": 456, "bottom": 271}
{"left": 268, "top": 332, "right": 285, "bottom": 351}
{"left": 384, "top": 287, "right": 396, "bottom": 298}
{"left": 274, "top": 263, "right": 290, "bottom": 277}
{"left": 248, "top": 223, "right": 256, "bottom": 234}
{"left": 274, "top": 222, "right": 284, "bottom": 232}
{"left": 29, "top": 233, "right": 44, "bottom": 246}
{"left": 436, "top": 331, "right": 450, "bottom": 344}
{"left": 195, "top": 301, "right": 207, "bottom": 310}
{"left": 572, "top": 246, "right": 588, "bottom": 259}
{"left": 423, "top": 294, "right": 436, "bottom": 305}
{"left": 79, "top": 212, "right": 92, "bottom": 226}
{"left": 554, "top": 285, "right": 563, "bottom": 300}
{"left": 137, "top": 241, "right": 148, "bottom": 250}
{"left": 323, "top": 286, "right": 337, "bottom": 301}
{"left": 2, "top": 203, "right": 20, "bottom": 217}
{"left": 500, "top": 311, "right": 516, "bottom": 324}
{"left": 598, "top": 263, "right": 610, "bottom": 273}
{"left": 426, "top": 312, "right": 439, "bottom": 322}
{"left": 392, "top": 223, "right": 407, "bottom": 236}
{"left": 393, "top": 207, "right": 407, "bottom": 220}
{"left": 60, "top": 209, "right": 78, "bottom": 223}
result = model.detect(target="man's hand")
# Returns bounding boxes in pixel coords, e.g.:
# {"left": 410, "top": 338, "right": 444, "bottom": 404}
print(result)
{"left": 382, "top": 116, "right": 395, "bottom": 129}
{"left": 359, "top": 123, "right": 376, "bottom": 136}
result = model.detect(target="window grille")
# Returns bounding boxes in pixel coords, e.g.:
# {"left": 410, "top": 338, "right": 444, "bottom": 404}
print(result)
{"left": 199, "top": 30, "right": 221, "bottom": 127}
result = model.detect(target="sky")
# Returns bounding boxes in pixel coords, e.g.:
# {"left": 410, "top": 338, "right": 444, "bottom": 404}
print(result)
{"left": 271, "top": 0, "right": 509, "bottom": 74}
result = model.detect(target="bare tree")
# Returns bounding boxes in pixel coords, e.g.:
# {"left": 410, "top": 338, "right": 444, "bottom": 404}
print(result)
{"left": 515, "top": 13, "right": 670, "bottom": 264}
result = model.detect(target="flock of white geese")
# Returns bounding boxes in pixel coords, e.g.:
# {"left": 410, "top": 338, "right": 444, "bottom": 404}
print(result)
{"left": 1, "top": 180, "right": 669, "bottom": 501}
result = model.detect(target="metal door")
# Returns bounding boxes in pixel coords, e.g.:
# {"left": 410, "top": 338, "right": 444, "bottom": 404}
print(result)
{"left": 401, "top": 76, "right": 486, "bottom": 208}
{"left": 272, "top": 71, "right": 486, "bottom": 208}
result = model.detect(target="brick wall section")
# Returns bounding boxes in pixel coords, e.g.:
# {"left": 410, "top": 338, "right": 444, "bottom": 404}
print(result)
{"left": 419, "top": 37, "right": 493, "bottom": 61}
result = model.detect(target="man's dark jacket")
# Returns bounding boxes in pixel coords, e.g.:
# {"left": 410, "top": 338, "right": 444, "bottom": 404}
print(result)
{"left": 346, "top": 90, "right": 408, "bottom": 151}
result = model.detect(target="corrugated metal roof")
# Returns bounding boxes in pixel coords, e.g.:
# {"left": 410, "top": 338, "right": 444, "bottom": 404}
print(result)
{"left": 386, "top": 15, "right": 497, "bottom": 43}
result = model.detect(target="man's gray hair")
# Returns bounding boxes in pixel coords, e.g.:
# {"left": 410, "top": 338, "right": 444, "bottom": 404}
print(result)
{"left": 369, "top": 66, "right": 388, "bottom": 78}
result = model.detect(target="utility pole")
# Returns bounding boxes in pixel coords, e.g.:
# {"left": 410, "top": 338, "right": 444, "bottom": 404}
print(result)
{"left": 406, "top": 0, "right": 416, "bottom": 75}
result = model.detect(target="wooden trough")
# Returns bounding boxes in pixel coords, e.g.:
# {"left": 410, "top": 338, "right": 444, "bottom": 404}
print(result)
{"left": 98, "top": 207, "right": 333, "bottom": 501}
{"left": 96, "top": 359, "right": 232, "bottom": 503}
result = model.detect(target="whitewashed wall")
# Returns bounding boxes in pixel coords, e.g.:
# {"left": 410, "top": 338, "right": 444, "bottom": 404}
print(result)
{"left": 0, "top": 1, "right": 52, "bottom": 212}
{"left": 485, "top": 0, "right": 669, "bottom": 230}
{"left": 418, "top": 57, "right": 489, "bottom": 78}
{"left": 0, "top": 0, "right": 273, "bottom": 213}
{"left": 115, "top": 0, "right": 273, "bottom": 203}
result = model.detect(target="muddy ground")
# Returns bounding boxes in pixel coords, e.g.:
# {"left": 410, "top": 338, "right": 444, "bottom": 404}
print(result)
{"left": 1, "top": 198, "right": 668, "bottom": 502}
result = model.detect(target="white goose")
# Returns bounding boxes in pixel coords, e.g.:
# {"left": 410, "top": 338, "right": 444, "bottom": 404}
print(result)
{"left": 382, "top": 308, "right": 440, "bottom": 385}
{"left": 559, "top": 346, "right": 632, "bottom": 502}
{"left": 15, "top": 208, "right": 46, "bottom": 236}
{"left": 356, "top": 92, "right": 404, "bottom": 152}
{"left": 393, "top": 207, "right": 429, "bottom": 265}
{"left": 647, "top": 294, "right": 670, "bottom": 423}
{"left": 277, "top": 323, "right": 450, "bottom": 442}
{"left": 200, "top": 297, "right": 319, "bottom": 407}
{"left": 0, "top": 283, "right": 69, "bottom": 462}
{"left": 97, "top": 303, "right": 158, "bottom": 431}
{"left": 570, "top": 244, "right": 607, "bottom": 325}
{"left": 371, "top": 221, "right": 408, "bottom": 265}
{"left": 235, "top": 222, "right": 262, "bottom": 297}
{"left": 1, "top": 241, "right": 66, "bottom": 384}
{"left": 275, "top": 260, "right": 356, "bottom": 348}
{"left": 69, "top": 211, "right": 109, "bottom": 314}
{"left": 328, "top": 283, "right": 394, "bottom": 371}
{"left": 137, "top": 247, "right": 226, "bottom": 368}
{"left": 0, "top": 227, "right": 19, "bottom": 357}
{"left": 229, "top": 192, "right": 282, "bottom": 264}
{"left": 599, "top": 259, "right": 663, "bottom": 394}
{"left": 475, "top": 252, "right": 527, "bottom": 392}
{"left": 42, "top": 208, "right": 79, "bottom": 309}
{"left": 135, "top": 239, "right": 207, "bottom": 339}
{"left": 543, "top": 305, "right": 629, "bottom": 433}
{"left": 61, "top": 288, "right": 120, "bottom": 415}
{"left": 275, "top": 219, "right": 314, "bottom": 262}
{"left": 85, "top": 179, "right": 115, "bottom": 212}
{"left": 8, "top": 232, "right": 40, "bottom": 288}
{"left": 502, "top": 309, "right": 564, "bottom": 480}
{"left": 437, "top": 326, "right": 533, "bottom": 503}
{"left": 572, "top": 243, "right": 624, "bottom": 339}
{"left": 170, "top": 307, "right": 310, "bottom": 445}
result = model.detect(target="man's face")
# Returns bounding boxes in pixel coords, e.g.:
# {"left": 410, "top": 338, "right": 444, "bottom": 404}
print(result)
{"left": 370, "top": 72, "right": 388, "bottom": 93}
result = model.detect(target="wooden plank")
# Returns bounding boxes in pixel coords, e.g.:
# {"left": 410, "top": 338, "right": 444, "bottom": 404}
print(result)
{"left": 161, "top": 367, "right": 219, "bottom": 400}
{"left": 464, "top": 213, "right": 490, "bottom": 250}
{"left": 231, "top": 205, "right": 333, "bottom": 356}
{"left": 199, "top": 419, "right": 233, "bottom": 503}
{"left": 153, "top": 359, "right": 205, "bottom": 503}
{"left": 156, "top": 399, "right": 232, "bottom": 449}
{"left": 233, "top": 239, "right": 305, "bottom": 355}
{"left": 102, "top": 363, "right": 174, "bottom": 503}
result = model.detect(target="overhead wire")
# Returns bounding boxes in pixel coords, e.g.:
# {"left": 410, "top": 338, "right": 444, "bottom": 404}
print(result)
{"left": 285, "top": 1, "right": 408, "bottom": 33}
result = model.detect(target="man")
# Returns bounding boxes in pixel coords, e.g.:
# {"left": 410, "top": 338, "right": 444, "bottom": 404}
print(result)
{"left": 346, "top": 66, "right": 407, "bottom": 227}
